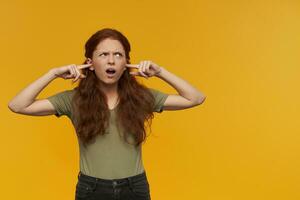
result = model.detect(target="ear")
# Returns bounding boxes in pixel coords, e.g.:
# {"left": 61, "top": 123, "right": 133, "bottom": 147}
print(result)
{"left": 124, "top": 59, "right": 130, "bottom": 70}
{"left": 86, "top": 58, "right": 94, "bottom": 71}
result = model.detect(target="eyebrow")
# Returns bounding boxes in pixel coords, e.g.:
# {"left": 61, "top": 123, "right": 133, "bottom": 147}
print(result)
{"left": 96, "top": 51, "right": 124, "bottom": 54}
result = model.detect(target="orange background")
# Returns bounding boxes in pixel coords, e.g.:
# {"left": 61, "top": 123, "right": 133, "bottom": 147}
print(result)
{"left": 1, "top": 0, "right": 300, "bottom": 199}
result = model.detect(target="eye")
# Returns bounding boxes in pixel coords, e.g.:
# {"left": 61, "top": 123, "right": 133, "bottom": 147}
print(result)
{"left": 99, "top": 53, "right": 108, "bottom": 56}
{"left": 115, "top": 53, "right": 123, "bottom": 57}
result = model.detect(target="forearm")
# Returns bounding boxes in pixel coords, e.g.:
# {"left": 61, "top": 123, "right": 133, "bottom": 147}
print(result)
{"left": 156, "top": 67, "right": 206, "bottom": 103}
{"left": 8, "top": 69, "right": 57, "bottom": 111}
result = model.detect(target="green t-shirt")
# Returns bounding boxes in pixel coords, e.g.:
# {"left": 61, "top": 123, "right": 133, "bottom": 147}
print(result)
{"left": 47, "top": 87, "right": 168, "bottom": 179}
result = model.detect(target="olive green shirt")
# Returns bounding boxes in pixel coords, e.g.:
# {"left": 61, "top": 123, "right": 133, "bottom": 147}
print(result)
{"left": 47, "top": 88, "right": 168, "bottom": 179}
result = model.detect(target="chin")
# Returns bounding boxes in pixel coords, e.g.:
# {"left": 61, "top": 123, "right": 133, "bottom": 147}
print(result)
{"left": 98, "top": 76, "right": 120, "bottom": 84}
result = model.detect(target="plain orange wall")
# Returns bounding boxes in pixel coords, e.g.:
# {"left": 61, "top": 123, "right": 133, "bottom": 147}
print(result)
{"left": 1, "top": 0, "right": 300, "bottom": 199}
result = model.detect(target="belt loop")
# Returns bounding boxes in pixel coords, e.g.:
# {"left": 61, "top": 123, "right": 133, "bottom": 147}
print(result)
{"left": 127, "top": 177, "right": 134, "bottom": 191}
{"left": 92, "top": 177, "right": 98, "bottom": 192}
{"left": 95, "top": 177, "right": 99, "bottom": 186}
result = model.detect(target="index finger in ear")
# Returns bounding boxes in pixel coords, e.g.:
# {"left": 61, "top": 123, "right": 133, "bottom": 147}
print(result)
{"left": 125, "top": 64, "right": 139, "bottom": 68}
{"left": 77, "top": 63, "right": 93, "bottom": 69}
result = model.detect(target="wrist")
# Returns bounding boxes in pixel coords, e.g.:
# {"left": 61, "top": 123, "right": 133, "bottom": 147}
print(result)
{"left": 48, "top": 68, "right": 59, "bottom": 79}
{"left": 156, "top": 67, "right": 165, "bottom": 78}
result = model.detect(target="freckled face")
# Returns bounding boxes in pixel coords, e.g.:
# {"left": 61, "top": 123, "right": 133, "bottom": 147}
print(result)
{"left": 88, "top": 38, "right": 127, "bottom": 84}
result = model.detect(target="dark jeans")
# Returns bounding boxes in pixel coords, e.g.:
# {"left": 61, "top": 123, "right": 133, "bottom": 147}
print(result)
{"left": 75, "top": 171, "right": 151, "bottom": 200}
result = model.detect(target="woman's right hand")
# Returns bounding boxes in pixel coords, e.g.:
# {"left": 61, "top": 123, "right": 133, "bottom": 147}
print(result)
{"left": 51, "top": 63, "right": 92, "bottom": 83}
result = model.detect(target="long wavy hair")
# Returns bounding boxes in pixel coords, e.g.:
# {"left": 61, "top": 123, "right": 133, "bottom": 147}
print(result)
{"left": 72, "top": 28, "right": 156, "bottom": 148}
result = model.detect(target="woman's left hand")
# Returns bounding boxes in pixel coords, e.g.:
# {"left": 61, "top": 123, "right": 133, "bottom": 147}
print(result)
{"left": 125, "top": 60, "right": 162, "bottom": 79}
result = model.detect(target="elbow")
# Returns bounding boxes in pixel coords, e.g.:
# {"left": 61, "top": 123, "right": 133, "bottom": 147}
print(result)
{"left": 195, "top": 96, "right": 206, "bottom": 105}
{"left": 8, "top": 102, "right": 16, "bottom": 113}
{"left": 8, "top": 102, "right": 20, "bottom": 113}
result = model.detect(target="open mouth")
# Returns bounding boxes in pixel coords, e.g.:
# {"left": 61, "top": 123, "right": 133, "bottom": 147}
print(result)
{"left": 106, "top": 68, "right": 116, "bottom": 75}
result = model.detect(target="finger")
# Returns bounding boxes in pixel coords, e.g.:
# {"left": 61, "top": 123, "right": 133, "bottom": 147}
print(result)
{"left": 144, "top": 61, "right": 150, "bottom": 75}
{"left": 74, "top": 67, "right": 83, "bottom": 80}
{"left": 70, "top": 66, "right": 76, "bottom": 79}
{"left": 129, "top": 71, "right": 139, "bottom": 76}
{"left": 77, "top": 63, "right": 93, "bottom": 69}
{"left": 146, "top": 60, "right": 151, "bottom": 71}
{"left": 73, "top": 67, "right": 81, "bottom": 82}
{"left": 65, "top": 74, "right": 72, "bottom": 79}
{"left": 142, "top": 63, "right": 146, "bottom": 75}
{"left": 125, "top": 64, "right": 139, "bottom": 68}
{"left": 72, "top": 65, "right": 77, "bottom": 77}
{"left": 142, "top": 61, "right": 149, "bottom": 77}
{"left": 140, "top": 61, "right": 144, "bottom": 72}
{"left": 145, "top": 63, "right": 151, "bottom": 76}
{"left": 77, "top": 69, "right": 86, "bottom": 79}
{"left": 65, "top": 69, "right": 74, "bottom": 79}
{"left": 72, "top": 66, "right": 79, "bottom": 82}
{"left": 138, "top": 65, "right": 148, "bottom": 78}
{"left": 147, "top": 61, "right": 153, "bottom": 76}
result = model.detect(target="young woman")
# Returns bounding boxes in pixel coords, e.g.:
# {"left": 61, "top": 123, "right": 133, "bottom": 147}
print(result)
{"left": 8, "top": 28, "right": 206, "bottom": 200}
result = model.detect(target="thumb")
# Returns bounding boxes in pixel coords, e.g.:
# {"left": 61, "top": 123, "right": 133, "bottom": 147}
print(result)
{"left": 129, "top": 72, "right": 139, "bottom": 76}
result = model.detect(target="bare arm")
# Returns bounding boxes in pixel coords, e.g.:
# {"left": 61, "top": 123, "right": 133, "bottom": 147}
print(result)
{"left": 8, "top": 64, "right": 91, "bottom": 116}
{"left": 156, "top": 67, "right": 206, "bottom": 110}
{"left": 8, "top": 69, "right": 58, "bottom": 115}
{"left": 126, "top": 61, "right": 206, "bottom": 111}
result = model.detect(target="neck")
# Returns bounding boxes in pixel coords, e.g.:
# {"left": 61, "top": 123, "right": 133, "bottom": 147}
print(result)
{"left": 99, "top": 83, "right": 119, "bottom": 109}
{"left": 99, "top": 82, "right": 118, "bottom": 97}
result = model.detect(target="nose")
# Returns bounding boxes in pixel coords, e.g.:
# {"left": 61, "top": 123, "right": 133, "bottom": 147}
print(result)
{"left": 108, "top": 53, "right": 115, "bottom": 65}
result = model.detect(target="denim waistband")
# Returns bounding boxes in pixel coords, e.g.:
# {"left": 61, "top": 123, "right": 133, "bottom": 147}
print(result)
{"left": 77, "top": 171, "right": 147, "bottom": 188}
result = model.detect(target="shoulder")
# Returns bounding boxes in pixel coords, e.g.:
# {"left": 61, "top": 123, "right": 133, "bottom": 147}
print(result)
{"left": 147, "top": 87, "right": 168, "bottom": 98}
{"left": 47, "top": 88, "right": 76, "bottom": 104}
{"left": 59, "top": 88, "right": 76, "bottom": 98}
{"left": 148, "top": 87, "right": 163, "bottom": 95}
{"left": 146, "top": 87, "right": 169, "bottom": 113}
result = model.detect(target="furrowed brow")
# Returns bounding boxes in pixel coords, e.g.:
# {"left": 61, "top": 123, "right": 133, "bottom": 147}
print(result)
{"left": 96, "top": 50, "right": 124, "bottom": 54}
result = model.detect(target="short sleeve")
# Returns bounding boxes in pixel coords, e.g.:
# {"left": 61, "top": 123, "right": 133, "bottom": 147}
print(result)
{"left": 149, "top": 88, "right": 169, "bottom": 113}
{"left": 46, "top": 90, "right": 73, "bottom": 118}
